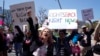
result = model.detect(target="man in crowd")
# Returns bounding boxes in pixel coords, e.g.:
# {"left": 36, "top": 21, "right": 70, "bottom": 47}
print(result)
{"left": 80, "top": 20, "right": 94, "bottom": 56}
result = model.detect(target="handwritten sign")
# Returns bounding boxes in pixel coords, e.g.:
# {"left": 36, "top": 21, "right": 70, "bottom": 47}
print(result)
{"left": 10, "top": 1, "right": 36, "bottom": 25}
{"left": 48, "top": 9, "right": 78, "bottom": 29}
{"left": 82, "top": 8, "right": 94, "bottom": 20}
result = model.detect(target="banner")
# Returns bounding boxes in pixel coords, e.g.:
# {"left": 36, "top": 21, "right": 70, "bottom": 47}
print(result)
{"left": 82, "top": 8, "right": 94, "bottom": 20}
{"left": 48, "top": 9, "right": 78, "bottom": 29}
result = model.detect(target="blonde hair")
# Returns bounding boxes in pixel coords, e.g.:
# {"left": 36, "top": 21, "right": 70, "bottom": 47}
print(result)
{"left": 40, "top": 28, "right": 53, "bottom": 45}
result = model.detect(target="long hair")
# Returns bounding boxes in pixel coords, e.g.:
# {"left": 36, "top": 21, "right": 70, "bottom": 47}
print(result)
{"left": 40, "top": 28, "right": 53, "bottom": 45}
{"left": 15, "top": 25, "right": 24, "bottom": 37}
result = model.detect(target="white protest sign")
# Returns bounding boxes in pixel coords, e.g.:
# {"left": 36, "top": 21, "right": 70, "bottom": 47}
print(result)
{"left": 82, "top": 8, "right": 94, "bottom": 20}
{"left": 48, "top": 9, "right": 78, "bottom": 29}
{"left": 10, "top": 1, "right": 36, "bottom": 26}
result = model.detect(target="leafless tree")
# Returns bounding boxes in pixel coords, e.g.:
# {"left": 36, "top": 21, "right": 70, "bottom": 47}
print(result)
{"left": 38, "top": 8, "right": 47, "bottom": 25}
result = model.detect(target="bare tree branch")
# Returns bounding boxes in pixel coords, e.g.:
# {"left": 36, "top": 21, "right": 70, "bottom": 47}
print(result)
{"left": 38, "top": 8, "right": 47, "bottom": 24}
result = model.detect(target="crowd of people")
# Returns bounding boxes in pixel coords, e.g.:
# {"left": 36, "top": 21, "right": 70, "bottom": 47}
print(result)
{"left": 0, "top": 10, "right": 100, "bottom": 56}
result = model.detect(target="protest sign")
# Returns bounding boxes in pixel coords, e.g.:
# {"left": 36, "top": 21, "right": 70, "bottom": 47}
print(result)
{"left": 48, "top": 9, "right": 78, "bottom": 29}
{"left": 82, "top": 8, "right": 94, "bottom": 20}
{"left": 10, "top": 1, "right": 35, "bottom": 31}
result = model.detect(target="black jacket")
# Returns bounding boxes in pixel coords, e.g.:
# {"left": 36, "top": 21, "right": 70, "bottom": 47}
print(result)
{"left": 80, "top": 29, "right": 94, "bottom": 47}
{"left": 27, "top": 17, "right": 43, "bottom": 52}
{"left": 13, "top": 25, "right": 24, "bottom": 43}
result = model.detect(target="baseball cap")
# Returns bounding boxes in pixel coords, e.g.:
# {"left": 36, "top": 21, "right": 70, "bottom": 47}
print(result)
{"left": 81, "top": 25, "right": 87, "bottom": 29}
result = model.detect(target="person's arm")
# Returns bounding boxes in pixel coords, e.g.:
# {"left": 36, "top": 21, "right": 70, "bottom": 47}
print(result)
{"left": 27, "top": 17, "right": 35, "bottom": 33}
{"left": 27, "top": 10, "right": 35, "bottom": 35}
{"left": 88, "top": 20, "right": 95, "bottom": 35}
{"left": 67, "top": 31, "right": 75, "bottom": 42}
{"left": 35, "top": 23, "right": 43, "bottom": 46}
{"left": 26, "top": 12, "right": 37, "bottom": 40}
{"left": 89, "top": 29, "right": 94, "bottom": 35}
{"left": 88, "top": 20, "right": 94, "bottom": 29}
{"left": 27, "top": 17, "right": 43, "bottom": 46}
{"left": 27, "top": 10, "right": 43, "bottom": 46}
{"left": 94, "top": 21, "right": 100, "bottom": 41}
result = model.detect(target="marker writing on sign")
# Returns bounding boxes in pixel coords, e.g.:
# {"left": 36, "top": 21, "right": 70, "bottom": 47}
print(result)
{"left": 65, "top": 18, "right": 76, "bottom": 24}
{"left": 49, "top": 18, "right": 62, "bottom": 23}
{"left": 49, "top": 12, "right": 76, "bottom": 17}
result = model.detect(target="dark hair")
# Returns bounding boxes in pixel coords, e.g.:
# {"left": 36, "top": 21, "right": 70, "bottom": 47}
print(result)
{"left": 15, "top": 25, "right": 24, "bottom": 37}
{"left": 93, "top": 44, "right": 100, "bottom": 55}
{"left": 59, "top": 29, "right": 67, "bottom": 34}
{"left": 72, "top": 29, "right": 78, "bottom": 34}
{"left": 15, "top": 25, "right": 22, "bottom": 33}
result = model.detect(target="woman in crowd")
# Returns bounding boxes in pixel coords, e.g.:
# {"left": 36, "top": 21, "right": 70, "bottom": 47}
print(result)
{"left": 26, "top": 10, "right": 43, "bottom": 56}
{"left": 0, "top": 28, "right": 8, "bottom": 56}
{"left": 70, "top": 29, "right": 81, "bottom": 56}
{"left": 23, "top": 31, "right": 32, "bottom": 56}
{"left": 6, "top": 30, "right": 14, "bottom": 53}
{"left": 33, "top": 28, "right": 81, "bottom": 56}
{"left": 33, "top": 28, "right": 55, "bottom": 56}
{"left": 92, "top": 21, "right": 100, "bottom": 56}
{"left": 13, "top": 25, "right": 24, "bottom": 56}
